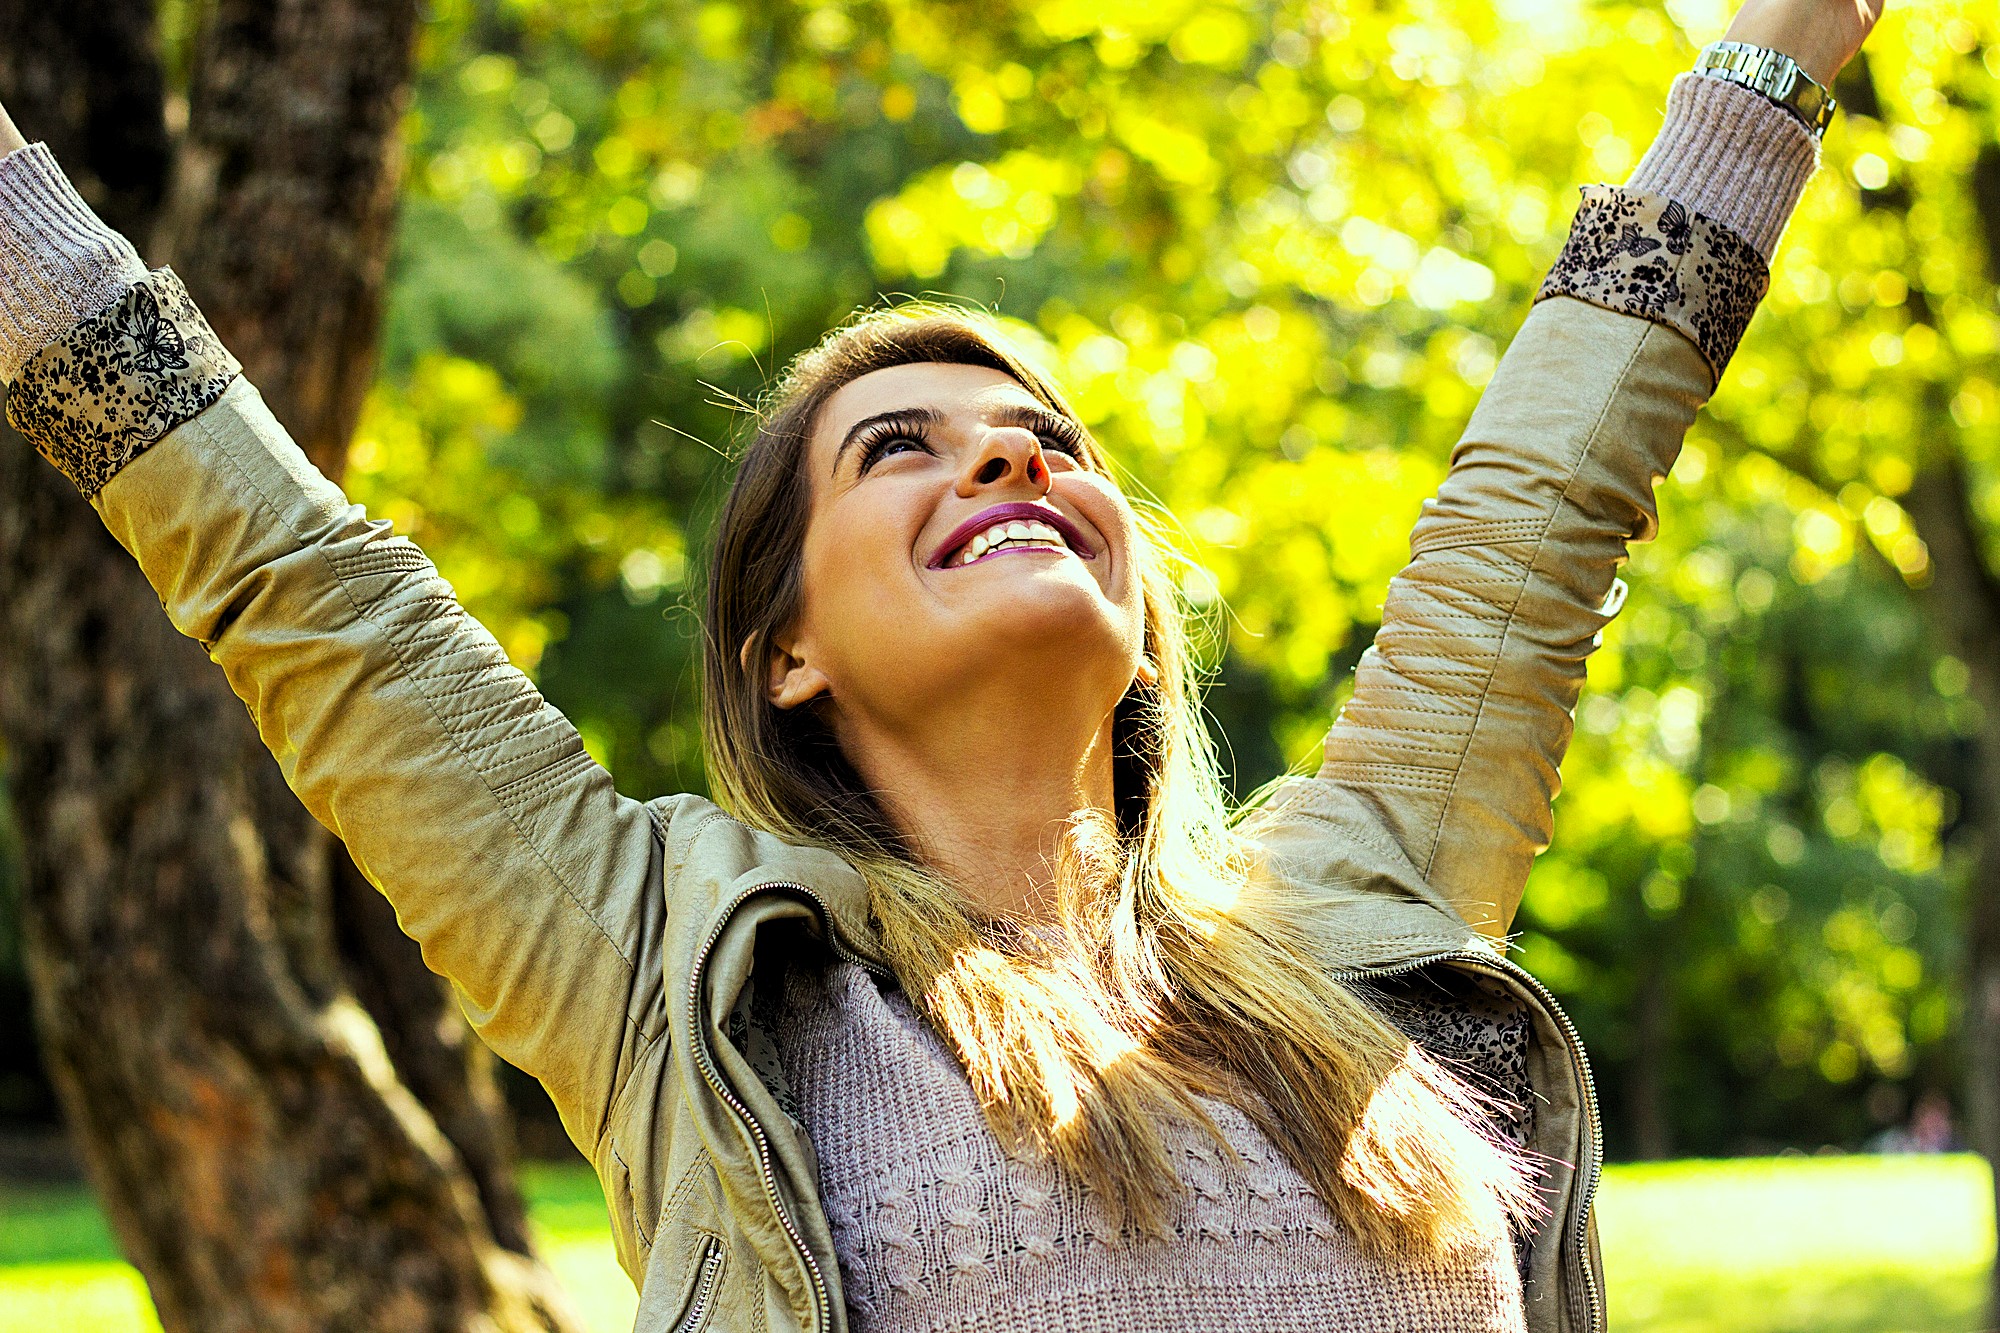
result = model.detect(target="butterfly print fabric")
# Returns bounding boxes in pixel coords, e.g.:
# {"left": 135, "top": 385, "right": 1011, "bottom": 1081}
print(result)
{"left": 1537, "top": 186, "right": 1767, "bottom": 384}
{"left": 9, "top": 268, "right": 240, "bottom": 501}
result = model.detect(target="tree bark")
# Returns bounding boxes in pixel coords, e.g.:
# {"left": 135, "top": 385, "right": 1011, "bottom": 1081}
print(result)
{"left": 1829, "top": 53, "right": 2000, "bottom": 1321}
{"left": 1899, "top": 458, "right": 2000, "bottom": 1322}
{"left": 0, "top": 4, "right": 578, "bottom": 1329}
{"left": 1627, "top": 933, "right": 1675, "bottom": 1161}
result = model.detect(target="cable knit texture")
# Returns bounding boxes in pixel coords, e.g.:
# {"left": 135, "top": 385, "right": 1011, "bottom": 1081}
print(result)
{"left": 0, "top": 143, "right": 147, "bottom": 383}
{"left": 773, "top": 962, "right": 1528, "bottom": 1333}
{"left": 1625, "top": 73, "right": 1819, "bottom": 261}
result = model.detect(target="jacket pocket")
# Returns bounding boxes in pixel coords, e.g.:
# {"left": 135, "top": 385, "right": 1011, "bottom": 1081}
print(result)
{"left": 670, "top": 1235, "right": 726, "bottom": 1333}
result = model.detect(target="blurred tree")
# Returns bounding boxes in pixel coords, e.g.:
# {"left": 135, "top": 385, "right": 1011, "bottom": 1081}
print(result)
{"left": 0, "top": 2, "right": 579, "bottom": 1330}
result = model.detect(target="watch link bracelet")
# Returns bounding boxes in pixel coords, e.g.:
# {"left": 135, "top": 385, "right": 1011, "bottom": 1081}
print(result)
{"left": 1694, "top": 40, "right": 1839, "bottom": 138}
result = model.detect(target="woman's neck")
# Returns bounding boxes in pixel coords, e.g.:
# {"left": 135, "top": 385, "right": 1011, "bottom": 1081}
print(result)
{"left": 838, "top": 704, "right": 1119, "bottom": 920}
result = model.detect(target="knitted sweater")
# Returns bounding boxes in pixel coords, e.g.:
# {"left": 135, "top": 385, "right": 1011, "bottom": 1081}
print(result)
{"left": 773, "top": 960, "right": 1531, "bottom": 1333}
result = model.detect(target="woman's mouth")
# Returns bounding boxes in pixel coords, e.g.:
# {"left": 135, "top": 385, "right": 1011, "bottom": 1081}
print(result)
{"left": 950, "top": 518, "right": 1069, "bottom": 566}
{"left": 929, "top": 502, "right": 1096, "bottom": 569}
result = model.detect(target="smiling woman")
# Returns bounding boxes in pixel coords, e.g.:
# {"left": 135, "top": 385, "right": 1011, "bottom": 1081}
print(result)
{"left": 701, "top": 308, "right": 1539, "bottom": 1289}
{"left": 0, "top": 1, "right": 1883, "bottom": 1331}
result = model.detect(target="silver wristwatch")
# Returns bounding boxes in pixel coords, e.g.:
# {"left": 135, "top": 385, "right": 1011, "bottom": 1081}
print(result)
{"left": 1693, "top": 40, "right": 1838, "bottom": 137}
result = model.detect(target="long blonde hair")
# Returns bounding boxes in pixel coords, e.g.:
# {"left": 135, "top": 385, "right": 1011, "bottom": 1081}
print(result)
{"left": 700, "top": 304, "right": 1537, "bottom": 1257}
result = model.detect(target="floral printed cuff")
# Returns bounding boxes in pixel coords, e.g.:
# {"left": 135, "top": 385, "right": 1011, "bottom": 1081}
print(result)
{"left": 6, "top": 267, "right": 240, "bottom": 501}
{"left": 1535, "top": 185, "right": 1769, "bottom": 385}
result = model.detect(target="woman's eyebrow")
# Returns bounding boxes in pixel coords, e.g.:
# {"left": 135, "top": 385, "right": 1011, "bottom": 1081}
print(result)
{"left": 989, "top": 402, "right": 1075, "bottom": 433}
{"left": 832, "top": 405, "right": 943, "bottom": 476}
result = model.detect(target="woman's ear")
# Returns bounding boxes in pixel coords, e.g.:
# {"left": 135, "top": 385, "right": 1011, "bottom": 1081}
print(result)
{"left": 1135, "top": 657, "right": 1161, "bottom": 688}
{"left": 756, "top": 634, "right": 833, "bottom": 710}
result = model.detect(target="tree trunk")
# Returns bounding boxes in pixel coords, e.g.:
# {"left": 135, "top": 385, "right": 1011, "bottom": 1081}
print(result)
{"left": 1834, "top": 53, "right": 2000, "bottom": 1320}
{"left": 0, "top": 4, "right": 578, "bottom": 1329}
{"left": 1899, "top": 459, "right": 2000, "bottom": 1323}
{"left": 1627, "top": 932, "right": 1675, "bottom": 1161}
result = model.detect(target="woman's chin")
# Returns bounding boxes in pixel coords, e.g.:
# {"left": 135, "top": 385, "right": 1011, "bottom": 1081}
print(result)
{"left": 934, "top": 596, "right": 1138, "bottom": 692}
{"left": 955, "top": 562, "right": 1127, "bottom": 631}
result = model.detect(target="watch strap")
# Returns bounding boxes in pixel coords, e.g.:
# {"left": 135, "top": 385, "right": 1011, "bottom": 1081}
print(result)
{"left": 1694, "top": 40, "right": 1837, "bottom": 138}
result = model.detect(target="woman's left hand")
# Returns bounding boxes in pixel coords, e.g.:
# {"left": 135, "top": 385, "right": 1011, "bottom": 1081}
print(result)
{"left": 1721, "top": 0, "right": 1886, "bottom": 88}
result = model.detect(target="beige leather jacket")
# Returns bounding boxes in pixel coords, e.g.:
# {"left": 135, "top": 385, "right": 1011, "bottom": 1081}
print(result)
{"left": 13, "top": 186, "right": 1764, "bottom": 1333}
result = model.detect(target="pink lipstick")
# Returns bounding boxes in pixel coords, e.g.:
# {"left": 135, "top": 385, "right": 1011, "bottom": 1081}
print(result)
{"left": 928, "top": 501, "right": 1097, "bottom": 569}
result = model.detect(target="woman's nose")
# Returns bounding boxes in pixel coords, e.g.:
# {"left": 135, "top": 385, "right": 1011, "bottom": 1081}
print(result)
{"left": 955, "top": 428, "right": 1051, "bottom": 498}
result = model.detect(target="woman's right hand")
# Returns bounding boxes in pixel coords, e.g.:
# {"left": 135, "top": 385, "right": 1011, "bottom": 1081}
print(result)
{"left": 1721, "top": 0, "right": 1885, "bottom": 88}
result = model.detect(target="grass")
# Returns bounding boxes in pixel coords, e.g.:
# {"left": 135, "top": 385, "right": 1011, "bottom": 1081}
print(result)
{"left": 0, "top": 1155, "right": 1989, "bottom": 1332}
{"left": 1593, "top": 1155, "right": 1994, "bottom": 1333}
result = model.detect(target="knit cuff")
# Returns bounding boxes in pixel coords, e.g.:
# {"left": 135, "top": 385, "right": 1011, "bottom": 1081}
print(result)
{"left": 0, "top": 142, "right": 148, "bottom": 384}
{"left": 1625, "top": 73, "right": 1820, "bottom": 262}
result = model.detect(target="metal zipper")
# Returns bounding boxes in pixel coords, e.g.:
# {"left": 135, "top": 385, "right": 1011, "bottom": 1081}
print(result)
{"left": 1336, "top": 948, "right": 1605, "bottom": 1333}
{"left": 672, "top": 1237, "right": 725, "bottom": 1333}
{"left": 687, "top": 880, "right": 886, "bottom": 1333}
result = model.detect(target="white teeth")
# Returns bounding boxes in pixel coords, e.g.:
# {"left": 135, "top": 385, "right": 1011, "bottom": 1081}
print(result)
{"left": 952, "top": 515, "right": 1072, "bottom": 565}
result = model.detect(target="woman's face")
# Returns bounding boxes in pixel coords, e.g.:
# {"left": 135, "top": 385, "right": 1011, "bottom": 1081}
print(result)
{"left": 768, "top": 361, "right": 1147, "bottom": 749}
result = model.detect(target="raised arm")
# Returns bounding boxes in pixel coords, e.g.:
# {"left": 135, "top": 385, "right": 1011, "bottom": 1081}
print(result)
{"left": 0, "top": 124, "right": 664, "bottom": 1155}
{"left": 1309, "top": 1, "right": 1879, "bottom": 936}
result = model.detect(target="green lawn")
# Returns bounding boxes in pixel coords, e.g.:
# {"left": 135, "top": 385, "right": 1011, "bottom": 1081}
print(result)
{"left": 0, "top": 1155, "right": 1990, "bottom": 1332}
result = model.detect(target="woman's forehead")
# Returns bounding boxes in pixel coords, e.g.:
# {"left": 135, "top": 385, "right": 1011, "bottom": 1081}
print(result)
{"left": 812, "top": 362, "right": 1045, "bottom": 458}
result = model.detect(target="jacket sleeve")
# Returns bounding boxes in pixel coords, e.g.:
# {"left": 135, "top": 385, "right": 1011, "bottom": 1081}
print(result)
{"left": 9, "top": 268, "right": 664, "bottom": 1155}
{"left": 1310, "top": 187, "right": 1771, "bottom": 937}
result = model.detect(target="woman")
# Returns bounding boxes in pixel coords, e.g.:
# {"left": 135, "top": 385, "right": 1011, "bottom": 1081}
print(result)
{"left": 0, "top": 0, "right": 1879, "bottom": 1329}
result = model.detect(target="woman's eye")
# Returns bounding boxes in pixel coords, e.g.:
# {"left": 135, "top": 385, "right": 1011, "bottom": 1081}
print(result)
{"left": 860, "top": 433, "right": 929, "bottom": 471}
{"left": 1039, "top": 433, "right": 1082, "bottom": 458}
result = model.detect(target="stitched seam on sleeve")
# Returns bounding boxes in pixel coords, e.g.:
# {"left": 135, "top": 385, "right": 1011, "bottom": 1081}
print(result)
{"left": 187, "top": 407, "right": 642, "bottom": 983}
{"left": 1413, "top": 323, "right": 1651, "bottom": 882}
{"left": 678, "top": 809, "right": 738, "bottom": 874}
{"left": 1323, "top": 764, "right": 1455, "bottom": 791}
{"left": 1360, "top": 696, "right": 1488, "bottom": 716}
{"left": 1412, "top": 520, "right": 1549, "bottom": 554}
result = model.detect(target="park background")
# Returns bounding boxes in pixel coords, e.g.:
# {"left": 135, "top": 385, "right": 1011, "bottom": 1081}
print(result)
{"left": 0, "top": 0, "right": 1995, "bottom": 1329}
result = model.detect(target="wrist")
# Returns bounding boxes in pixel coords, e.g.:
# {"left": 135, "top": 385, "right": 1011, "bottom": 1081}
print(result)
{"left": 1694, "top": 41, "right": 1837, "bottom": 138}
{"left": 1720, "top": 0, "right": 1872, "bottom": 88}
